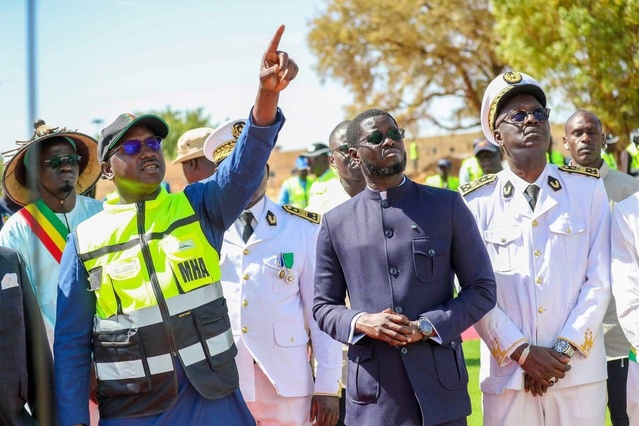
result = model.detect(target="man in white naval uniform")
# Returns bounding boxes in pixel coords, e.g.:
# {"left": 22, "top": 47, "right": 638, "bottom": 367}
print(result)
{"left": 461, "top": 72, "right": 611, "bottom": 425}
{"left": 611, "top": 194, "right": 639, "bottom": 424}
{"left": 202, "top": 120, "right": 343, "bottom": 426}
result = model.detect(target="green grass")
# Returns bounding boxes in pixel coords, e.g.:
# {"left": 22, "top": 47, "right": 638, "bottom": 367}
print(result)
{"left": 462, "top": 339, "right": 612, "bottom": 425}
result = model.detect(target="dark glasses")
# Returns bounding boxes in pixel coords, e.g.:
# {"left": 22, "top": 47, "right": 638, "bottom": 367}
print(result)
{"left": 360, "top": 128, "right": 405, "bottom": 145}
{"left": 497, "top": 108, "right": 551, "bottom": 127}
{"left": 332, "top": 144, "right": 349, "bottom": 155}
{"left": 44, "top": 154, "right": 82, "bottom": 169}
{"left": 108, "top": 136, "right": 163, "bottom": 159}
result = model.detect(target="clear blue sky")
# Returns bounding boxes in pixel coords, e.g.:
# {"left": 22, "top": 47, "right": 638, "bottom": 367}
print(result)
{"left": 0, "top": 0, "right": 353, "bottom": 156}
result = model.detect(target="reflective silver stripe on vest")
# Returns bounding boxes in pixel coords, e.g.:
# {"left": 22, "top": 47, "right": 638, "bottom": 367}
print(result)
{"left": 96, "top": 354, "right": 174, "bottom": 381}
{"left": 96, "top": 359, "right": 145, "bottom": 381}
{"left": 179, "top": 328, "right": 234, "bottom": 367}
{"left": 94, "top": 282, "right": 224, "bottom": 331}
{"left": 166, "top": 282, "right": 224, "bottom": 316}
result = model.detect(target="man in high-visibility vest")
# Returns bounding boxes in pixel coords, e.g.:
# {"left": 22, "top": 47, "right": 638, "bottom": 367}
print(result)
{"left": 306, "top": 143, "right": 338, "bottom": 206}
{"left": 54, "top": 26, "right": 298, "bottom": 425}
{"left": 424, "top": 159, "right": 459, "bottom": 190}
{"left": 277, "top": 156, "right": 314, "bottom": 208}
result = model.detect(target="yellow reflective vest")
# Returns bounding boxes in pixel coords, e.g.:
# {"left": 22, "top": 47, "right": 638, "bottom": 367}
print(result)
{"left": 76, "top": 190, "right": 238, "bottom": 418}
{"left": 281, "top": 176, "right": 313, "bottom": 209}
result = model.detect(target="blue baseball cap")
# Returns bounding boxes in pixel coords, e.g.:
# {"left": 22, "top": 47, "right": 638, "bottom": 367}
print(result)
{"left": 295, "top": 156, "right": 310, "bottom": 170}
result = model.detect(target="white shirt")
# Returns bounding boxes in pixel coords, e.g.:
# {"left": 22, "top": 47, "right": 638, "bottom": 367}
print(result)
{"left": 0, "top": 195, "right": 103, "bottom": 344}
{"left": 462, "top": 164, "right": 611, "bottom": 394}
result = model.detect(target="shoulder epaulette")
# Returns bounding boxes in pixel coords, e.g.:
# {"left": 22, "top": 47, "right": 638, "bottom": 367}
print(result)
{"left": 558, "top": 165, "right": 600, "bottom": 179}
{"left": 282, "top": 205, "right": 321, "bottom": 224}
{"left": 458, "top": 174, "right": 498, "bottom": 197}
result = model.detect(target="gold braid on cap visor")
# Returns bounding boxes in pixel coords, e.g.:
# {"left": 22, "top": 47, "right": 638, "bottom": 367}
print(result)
{"left": 213, "top": 140, "right": 237, "bottom": 164}
{"left": 488, "top": 86, "right": 515, "bottom": 134}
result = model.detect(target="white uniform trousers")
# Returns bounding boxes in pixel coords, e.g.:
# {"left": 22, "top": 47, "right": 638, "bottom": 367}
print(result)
{"left": 628, "top": 362, "right": 639, "bottom": 425}
{"left": 483, "top": 380, "right": 607, "bottom": 426}
{"left": 246, "top": 364, "right": 312, "bottom": 426}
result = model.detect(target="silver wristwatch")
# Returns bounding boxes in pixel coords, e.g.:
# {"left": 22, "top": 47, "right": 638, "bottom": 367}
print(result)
{"left": 552, "top": 339, "right": 574, "bottom": 357}
{"left": 417, "top": 317, "right": 434, "bottom": 337}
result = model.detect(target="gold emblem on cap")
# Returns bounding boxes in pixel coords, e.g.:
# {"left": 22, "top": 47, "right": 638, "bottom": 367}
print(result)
{"left": 231, "top": 122, "right": 245, "bottom": 139}
{"left": 213, "top": 121, "right": 246, "bottom": 164}
{"left": 503, "top": 72, "right": 523, "bottom": 84}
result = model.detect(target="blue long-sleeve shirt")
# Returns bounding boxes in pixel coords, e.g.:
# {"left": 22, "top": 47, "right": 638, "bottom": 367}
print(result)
{"left": 54, "top": 110, "right": 284, "bottom": 426}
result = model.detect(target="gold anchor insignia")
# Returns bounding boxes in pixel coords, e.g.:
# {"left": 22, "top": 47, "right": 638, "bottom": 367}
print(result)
{"left": 548, "top": 176, "right": 562, "bottom": 191}
{"left": 502, "top": 181, "right": 514, "bottom": 198}
{"left": 503, "top": 72, "right": 523, "bottom": 84}
{"left": 266, "top": 210, "right": 277, "bottom": 226}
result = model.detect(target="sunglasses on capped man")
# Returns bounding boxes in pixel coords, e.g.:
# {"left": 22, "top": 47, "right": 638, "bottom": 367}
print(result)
{"left": 107, "top": 136, "right": 163, "bottom": 160}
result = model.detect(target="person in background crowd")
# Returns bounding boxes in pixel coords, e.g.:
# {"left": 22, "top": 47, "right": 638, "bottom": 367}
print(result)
{"left": 409, "top": 140, "right": 419, "bottom": 172}
{"left": 474, "top": 138, "right": 503, "bottom": 175}
{"left": 306, "top": 121, "right": 365, "bottom": 215}
{"left": 424, "top": 158, "right": 459, "bottom": 190}
{"left": 458, "top": 138, "right": 483, "bottom": 185}
{"left": 171, "top": 127, "right": 217, "bottom": 183}
{"left": 54, "top": 25, "right": 297, "bottom": 425}
{"left": 314, "top": 108, "right": 496, "bottom": 425}
{"left": 620, "top": 132, "right": 639, "bottom": 176}
{"left": 462, "top": 72, "right": 610, "bottom": 425}
{"left": 277, "top": 156, "right": 314, "bottom": 208}
{"left": 0, "top": 120, "right": 102, "bottom": 344}
{"left": 305, "top": 142, "right": 338, "bottom": 205}
{"left": 564, "top": 110, "right": 639, "bottom": 426}
{"left": 0, "top": 246, "right": 55, "bottom": 425}
{"left": 546, "top": 136, "right": 566, "bottom": 166}
{"left": 202, "top": 121, "right": 342, "bottom": 426}
{"left": 602, "top": 133, "right": 620, "bottom": 171}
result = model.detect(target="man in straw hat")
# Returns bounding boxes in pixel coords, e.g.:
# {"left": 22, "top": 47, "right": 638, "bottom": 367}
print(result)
{"left": 0, "top": 119, "right": 102, "bottom": 343}
{"left": 172, "top": 127, "right": 218, "bottom": 184}
{"left": 201, "top": 119, "right": 342, "bottom": 426}
{"left": 460, "top": 72, "right": 611, "bottom": 425}
{"left": 54, "top": 25, "right": 298, "bottom": 425}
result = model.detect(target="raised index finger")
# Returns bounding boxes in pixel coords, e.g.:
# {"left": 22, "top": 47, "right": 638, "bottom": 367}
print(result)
{"left": 265, "top": 25, "right": 285, "bottom": 54}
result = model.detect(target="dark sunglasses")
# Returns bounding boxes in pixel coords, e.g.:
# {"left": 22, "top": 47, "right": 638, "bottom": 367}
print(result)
{"left": 108, "top": 136, "right": 163, "bottom": 160}
{"left": 44, "top": 154, "right": 82, "bottom": 169}
{"left": 332, "top": 144, "right": 349, "bottom": 155}
{"left": 360, "top": 128, "right": 405, "bottom": 145}
{"left": 497, "top": 108, "right": 551, "bottom": 127}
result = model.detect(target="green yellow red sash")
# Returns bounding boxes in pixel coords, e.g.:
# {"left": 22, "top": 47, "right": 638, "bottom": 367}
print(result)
{"left": 19, "top": 199, "right": 69, "bottom": 263}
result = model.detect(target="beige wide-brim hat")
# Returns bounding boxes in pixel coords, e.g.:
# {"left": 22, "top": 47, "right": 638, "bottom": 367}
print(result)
{"left": 172, "top": 127, "right": 215, "bottom": 164}
{"left": 2, "top": 124, "right": 101, "bottom": 206}
{"left": 480, "top": 71, "right": 547, "bottom": 145}
{"left": 203, "top": 118, "right": 247, "bottom": 164}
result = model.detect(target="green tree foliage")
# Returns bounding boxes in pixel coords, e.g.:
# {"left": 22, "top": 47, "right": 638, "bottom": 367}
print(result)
{"left": 137, "top": 107, "right": 214, "bottom": 159}
{"left": 492, "top": 0, "right": 639, "bottom": 144}
{"left": 307, "top": 0, "right": 506, "bottom": 131}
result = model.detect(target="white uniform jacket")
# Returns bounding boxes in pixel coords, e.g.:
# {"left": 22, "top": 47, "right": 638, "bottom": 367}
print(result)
{"left": 611, "top": 193, "right": 639, "bottom": 352}
{"left": 220, "top": 197, "right": 342, "bottom": 401}
{"left": 462, "top": 165, "right": 611, "bottom": 395}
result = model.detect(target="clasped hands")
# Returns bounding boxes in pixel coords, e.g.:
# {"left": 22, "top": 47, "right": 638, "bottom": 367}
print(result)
{"left": 355, "top": 308, "right": 434, "bottom": 346}
{"left": 510, "top": 343, "right": 572, "bottom": 397}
